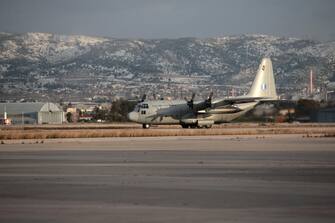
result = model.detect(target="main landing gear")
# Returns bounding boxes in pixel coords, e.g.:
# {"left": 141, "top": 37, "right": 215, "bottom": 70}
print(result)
{"left": 181, "top": 124, "right": 212, "bottom": 129}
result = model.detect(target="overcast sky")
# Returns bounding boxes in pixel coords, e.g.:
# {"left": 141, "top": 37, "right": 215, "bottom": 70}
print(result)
{"left": 1, "top": 0, "right": 335, "bottom": 41}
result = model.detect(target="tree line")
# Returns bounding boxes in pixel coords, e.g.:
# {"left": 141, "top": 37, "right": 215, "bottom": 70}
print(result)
{"left": 93, "top": 99, "right": 137, "bottom": 122}
{"left": 66, "top": 99, "right": 137, "bottom": 123}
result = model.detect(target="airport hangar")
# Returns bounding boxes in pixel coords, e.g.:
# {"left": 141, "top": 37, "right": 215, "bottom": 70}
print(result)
{"left": 0, "top": 103, "right": 65, "bottom": 124}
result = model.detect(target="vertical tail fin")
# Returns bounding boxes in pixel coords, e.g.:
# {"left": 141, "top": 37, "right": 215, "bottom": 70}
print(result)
{"left": 247, "top": 58, "right": 277, "bottom": 100}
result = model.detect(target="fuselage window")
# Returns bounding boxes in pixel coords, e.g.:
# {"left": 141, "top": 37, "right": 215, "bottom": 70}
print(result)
{"left": 141, "top": 110, "right": 146, "bottom": 115}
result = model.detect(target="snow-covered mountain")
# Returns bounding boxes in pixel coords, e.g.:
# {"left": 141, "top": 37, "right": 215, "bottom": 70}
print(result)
{"left": 0, "top": 32, "right": 334, "bottom": 101}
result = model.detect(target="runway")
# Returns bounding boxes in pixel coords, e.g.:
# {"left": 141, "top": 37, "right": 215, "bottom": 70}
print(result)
{"left": 1, "top": 123, "right": 335, "bottom": 140}
{"left": 0, "top": 135, "right": 335, "bottom": 222}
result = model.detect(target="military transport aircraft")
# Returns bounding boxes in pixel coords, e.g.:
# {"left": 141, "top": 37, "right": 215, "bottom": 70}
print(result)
{"left": 128, "top": 58, "right": 278, "bottom": 129}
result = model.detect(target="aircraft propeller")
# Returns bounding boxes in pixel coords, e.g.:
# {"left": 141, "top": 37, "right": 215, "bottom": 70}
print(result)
{"left": 139, "top": 94, "right": 147, "bottom": 102}
{"left": 185, "top": 92, "right": 214, "bottom": 111}
{"left": 185, "top": 93, "right": 196, "bottom": 109}
{"left": 204, "top": 92, "right": 213, "bottom": 108}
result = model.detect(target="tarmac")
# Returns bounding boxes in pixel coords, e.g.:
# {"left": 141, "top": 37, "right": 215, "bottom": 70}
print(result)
{"left": 0, "top": 135, "right": 335, "bottom": 222}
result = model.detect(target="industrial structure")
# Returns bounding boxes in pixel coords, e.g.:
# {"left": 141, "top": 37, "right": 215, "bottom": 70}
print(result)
{"left": 309, "top": 69, "right": 314, "bottom": 95}
{"left": 0, "top": 103, "right": 65, "bottom": 125}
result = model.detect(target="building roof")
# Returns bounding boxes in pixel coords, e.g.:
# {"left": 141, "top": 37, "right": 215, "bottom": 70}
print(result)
{"left": 0, "top": 103, "right": 62, "bottom": 114}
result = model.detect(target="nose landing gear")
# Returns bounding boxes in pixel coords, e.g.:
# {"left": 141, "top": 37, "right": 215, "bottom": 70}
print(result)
{"left": 142, "top": 124, "right": 151, "bottom": 129}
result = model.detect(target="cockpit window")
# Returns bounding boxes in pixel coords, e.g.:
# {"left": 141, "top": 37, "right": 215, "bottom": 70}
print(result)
{"left": 140, "top": 104, "right": 149, "bottom": 109}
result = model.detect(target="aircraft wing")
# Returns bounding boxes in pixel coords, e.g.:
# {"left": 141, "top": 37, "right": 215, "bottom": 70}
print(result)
{"left": 211, "top": 96, "right": 268, "bottom": 107}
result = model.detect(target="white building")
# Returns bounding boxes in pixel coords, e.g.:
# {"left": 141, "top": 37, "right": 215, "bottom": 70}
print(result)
{"left": 0, "top": 103, "right": 65, "bottom": 125}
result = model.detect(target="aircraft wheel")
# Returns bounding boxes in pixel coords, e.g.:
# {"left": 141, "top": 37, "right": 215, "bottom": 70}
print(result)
{"left": 181, "top": 124, "right": 189, "bottom": 128}
{"left": 190, "top": 125, "right": 197, "bottom": 129}
{"left": 205, "top": 125, "right": 212, "bottom": 129}
{"left": 142, "top": 124, "right": 150, "bottom": 129}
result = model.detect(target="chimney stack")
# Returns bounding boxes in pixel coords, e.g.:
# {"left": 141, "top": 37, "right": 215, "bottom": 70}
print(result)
{"left": 309, "top": 69, "right": 313, "bottom": 95}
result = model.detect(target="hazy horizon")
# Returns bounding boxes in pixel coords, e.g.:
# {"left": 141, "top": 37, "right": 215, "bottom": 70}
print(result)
{"left": 1, "top": 0, "right": 335, "bottom": 41}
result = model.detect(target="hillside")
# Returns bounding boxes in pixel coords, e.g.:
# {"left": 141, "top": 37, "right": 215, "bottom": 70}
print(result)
{"left": 0, "top": 32, "right": 334, "bottom": 101}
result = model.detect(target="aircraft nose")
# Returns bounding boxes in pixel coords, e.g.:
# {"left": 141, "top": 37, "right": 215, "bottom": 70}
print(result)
{"left": 127, "top": 112, "right": 139, "bottom": 122}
